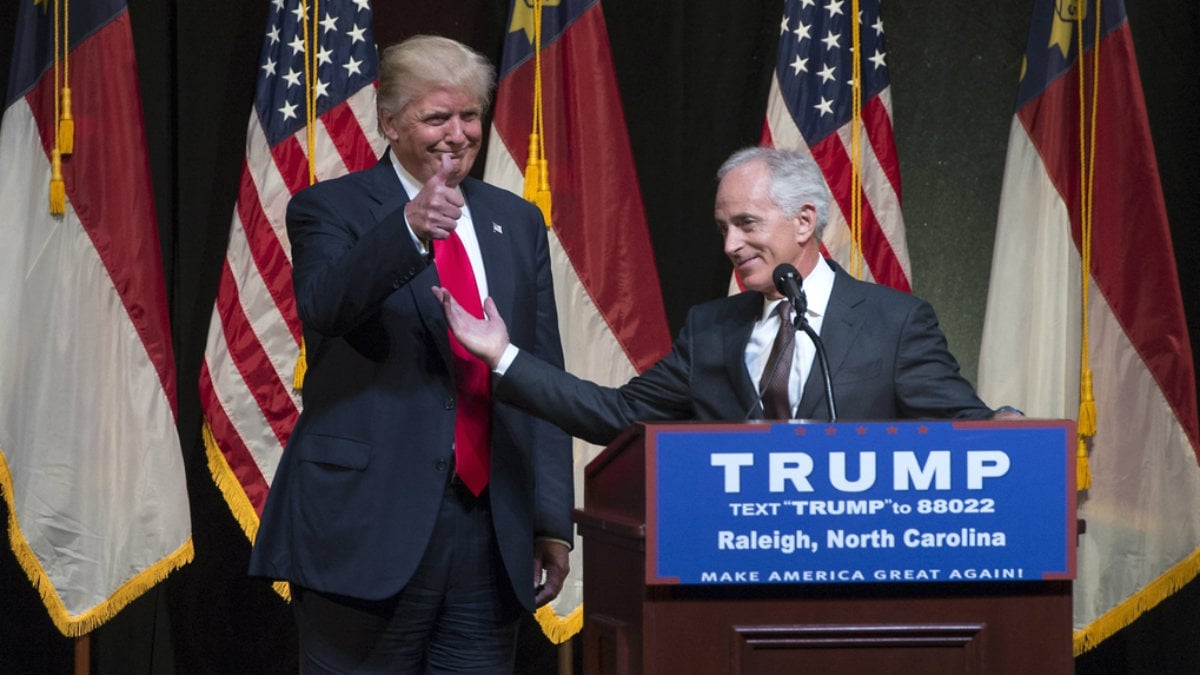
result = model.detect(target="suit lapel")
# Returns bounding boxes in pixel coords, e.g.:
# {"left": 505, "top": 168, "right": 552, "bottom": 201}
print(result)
{"left": 725, "top": 292, "right": 765, "bottom": 419}
{"left": 366, "top": 151, "right": 409, "bottom": 219}
{"left": 796, "top": 267, "right": 865, "bottom": 419}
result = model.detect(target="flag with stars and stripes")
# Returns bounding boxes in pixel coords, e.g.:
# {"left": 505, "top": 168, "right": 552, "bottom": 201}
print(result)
{"left": 762, "top": 0, "right": 910, "bottom": 291}
{"left": 199, "top": 0, "right": 384, "bottom": 546}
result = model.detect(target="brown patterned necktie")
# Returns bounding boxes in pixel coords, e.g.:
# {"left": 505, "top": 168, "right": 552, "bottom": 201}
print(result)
{"left": 759, "top": 300, "right": 795, "bottom": 419}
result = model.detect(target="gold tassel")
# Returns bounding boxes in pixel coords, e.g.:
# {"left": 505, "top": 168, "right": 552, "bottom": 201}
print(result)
{"left": 49, "top": 148, "right": 66, "bottom": 214}
{"left": 523, "top": 133, "right": 541, "bottom": 203}
{"left": 1077, "top": 435, "right": 1091, "bottom": 490}
{"left": 1076, "top": 369, "right": 1095, "bottom": 490}
{"left": 1078, "top": 369, "right": 1096, "bottom": 436}
{"left": 58, "top": 86, "right": 74, "bottom": 155}
{"left": 293, "top": 339, "right": 307, "bottom": 391}
{"left": 534, "top": 158, "right": 552, "bottom": 227}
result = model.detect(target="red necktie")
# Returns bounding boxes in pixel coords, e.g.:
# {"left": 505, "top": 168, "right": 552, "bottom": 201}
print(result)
{"left": 435, "top": 231, "right": 491, "bottom": 495}
{"left": 759, "top": 300, "right": 795, "bottom": 419}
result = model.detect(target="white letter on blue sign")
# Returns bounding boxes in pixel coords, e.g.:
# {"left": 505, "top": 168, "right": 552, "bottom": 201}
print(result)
{"left": 769, "top": 453, "right": 815, "bottom": 493}
{"left": 966, "top": 450, "right": 1010, "bottom": 489}
{"left": 893, "top": 451, "right": 951, "bottom": 490}
{"left": 829, "top": 452, "right": 877, "bottom": 492}
{"left": 711, "top": 453, "right": 754, "bottom": 493}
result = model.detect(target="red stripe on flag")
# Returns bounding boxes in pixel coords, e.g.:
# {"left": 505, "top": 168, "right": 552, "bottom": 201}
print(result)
{"left": 26, "top": 12, "right": 177, "bottom": 410}
{"left": 862, "top": 96, "right": 902, "bottom": 204}
{"left": 811, "top": 134, "right": 911, "bottom": 292}
{"left": 1019, "top": 23, "right": 1199, "bottom": 453}
{"left": 321, "top": 100, "right": 377, "bottom": 173}
{"left": 270, "top": 134, "right": 313, "bottom": 198}
{"left": 214, "top": 259, "right": 300, "bottom": 447}
{"left": 198, "top": 362, "right": 273, "bottom": 515}
{"left": 234, "top": 164, "right": 303, "bottom": 343}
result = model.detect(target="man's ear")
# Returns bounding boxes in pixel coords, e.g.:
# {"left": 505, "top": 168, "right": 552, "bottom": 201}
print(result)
{"left": 378, "top": 110, "right": 399, "bottom": 142}
{"left": 794, "top": 203, "right": 818, "bottom": 241}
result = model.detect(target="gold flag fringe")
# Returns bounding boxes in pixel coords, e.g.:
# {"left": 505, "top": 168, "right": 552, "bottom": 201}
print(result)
{"left": 202, "top": 421, "right": 291, "bottom": 602}
{"left": 1, "top": 449, "right": 194, "bottom": 637}
{"left": 1074, "top": 544, "right": 1200, "bottom": 654}
{"left": 535, "top": 601, "right": 584, "bottom": 645}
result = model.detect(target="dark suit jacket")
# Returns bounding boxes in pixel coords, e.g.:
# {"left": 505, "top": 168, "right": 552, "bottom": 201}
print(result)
{"left": 496, "top": 261, "right": 995, "bottom": 446}
{"left": 249, "top": 153, "right": 573, "bottom": 611}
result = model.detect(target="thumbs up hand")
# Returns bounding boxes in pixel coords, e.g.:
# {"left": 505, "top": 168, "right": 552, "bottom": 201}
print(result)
{"left": 405, "top": 153, "right": 466, "bottom": 242}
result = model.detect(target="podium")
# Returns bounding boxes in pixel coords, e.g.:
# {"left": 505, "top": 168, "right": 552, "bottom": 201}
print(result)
{"left": 573, "top": 420, "right": 1076, "bottom": 675}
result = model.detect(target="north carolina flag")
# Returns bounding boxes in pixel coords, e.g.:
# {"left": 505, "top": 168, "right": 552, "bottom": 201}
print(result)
{"left": 484, "top": 0, "right": 672, "bottom": 641}
{"left": 0, "top": 0, "right": 192, "bottom": 635}
{"left": 977, "top": 0, "right": 1200, "bottom": 653}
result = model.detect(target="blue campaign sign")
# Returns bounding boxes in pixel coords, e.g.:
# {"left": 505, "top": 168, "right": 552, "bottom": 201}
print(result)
{"left": 646, "top": 420, "right": 1076, "bottom": 585}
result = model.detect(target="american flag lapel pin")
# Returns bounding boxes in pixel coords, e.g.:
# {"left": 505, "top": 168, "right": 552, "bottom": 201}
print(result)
{"left": 492, "top": 222, "right": 503, "bottom": 234}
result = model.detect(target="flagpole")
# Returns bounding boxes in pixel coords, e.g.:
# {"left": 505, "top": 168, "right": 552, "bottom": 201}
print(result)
{"left": 557, "top": 638, "right": 573, "bottom": 675}
{"left": 74, "top": 635, "right": 90, "bottom": 675}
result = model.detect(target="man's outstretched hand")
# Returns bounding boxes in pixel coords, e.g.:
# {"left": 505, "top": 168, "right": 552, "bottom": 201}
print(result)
{"left": 431, "top": 286, "right": 510, "bottom": 369}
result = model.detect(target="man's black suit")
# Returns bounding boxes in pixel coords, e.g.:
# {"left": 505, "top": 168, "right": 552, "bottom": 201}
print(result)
{"left": 494, "top": 261, "right": 995, "bottom": 447}
{"left": 249, "top": 153, "right": 573, "bottom": 612}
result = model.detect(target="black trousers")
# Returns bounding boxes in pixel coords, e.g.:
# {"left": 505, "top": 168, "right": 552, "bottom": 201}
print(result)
{"left": 292, "top": 480, "right": 521, "bottom": 675}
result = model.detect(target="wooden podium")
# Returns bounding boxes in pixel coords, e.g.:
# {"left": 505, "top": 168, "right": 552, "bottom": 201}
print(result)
{"left": 572, "top": 421, "right": 1075, "bottom": 675}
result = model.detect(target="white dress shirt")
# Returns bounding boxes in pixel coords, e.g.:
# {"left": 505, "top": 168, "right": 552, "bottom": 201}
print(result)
{"left": 744, "top": 258, "right": 835, "bottom": 414}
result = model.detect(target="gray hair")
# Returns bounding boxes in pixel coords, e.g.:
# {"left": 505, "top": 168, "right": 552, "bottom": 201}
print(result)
{"left": 376, "top": 36, "right": 496, "bottom": 133}
{"left": 717, "top": 147, "right": 830, "bottom": 240}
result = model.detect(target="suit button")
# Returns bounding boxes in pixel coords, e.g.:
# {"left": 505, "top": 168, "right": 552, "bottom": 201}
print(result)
{"left": 435, "top": 459, "right": 448, "bottom": 471}
{"left": 391, "top": 279, "right": 401, "bottom": 289}
{"left": 444, "top": 397, "right": 455, "bottom": 410}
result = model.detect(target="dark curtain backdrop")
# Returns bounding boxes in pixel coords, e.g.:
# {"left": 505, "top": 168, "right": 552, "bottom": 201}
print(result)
{"left": 1, "top": 1, "right": 1198, "bottom": 673}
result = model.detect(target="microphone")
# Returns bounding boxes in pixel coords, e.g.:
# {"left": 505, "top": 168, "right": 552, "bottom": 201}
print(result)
{"left": 773, "top": 264, "right": 806, "bottom": 320}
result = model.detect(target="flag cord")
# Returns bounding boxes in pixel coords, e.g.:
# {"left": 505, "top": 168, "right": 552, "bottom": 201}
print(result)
{"left": 849, "top": 0, "right": 863, "bottom": 279}
{"left": 524, "top": 0, "right": 553, "bottom": 227}
{"left": 303, "top": 0, "right": 319, "bottom": 186}
{"left": 49, "top": 0, "right": 66, "bottom": 214}
{"left": 293, "top": 0, "right": 321, "bottom": 391}
{"left": 59, "top": 0, "right": 74, "bottom": 155}
{"left": 1075, "top": 0, "right": 1101, "bottom": 490}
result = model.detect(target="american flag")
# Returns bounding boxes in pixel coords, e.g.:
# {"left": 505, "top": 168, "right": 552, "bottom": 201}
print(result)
{"left": 199, "top": 0, "right": 384, "bottom": 535}
{"left": 762, "top": 0, "right": 910, "bottom": 291}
